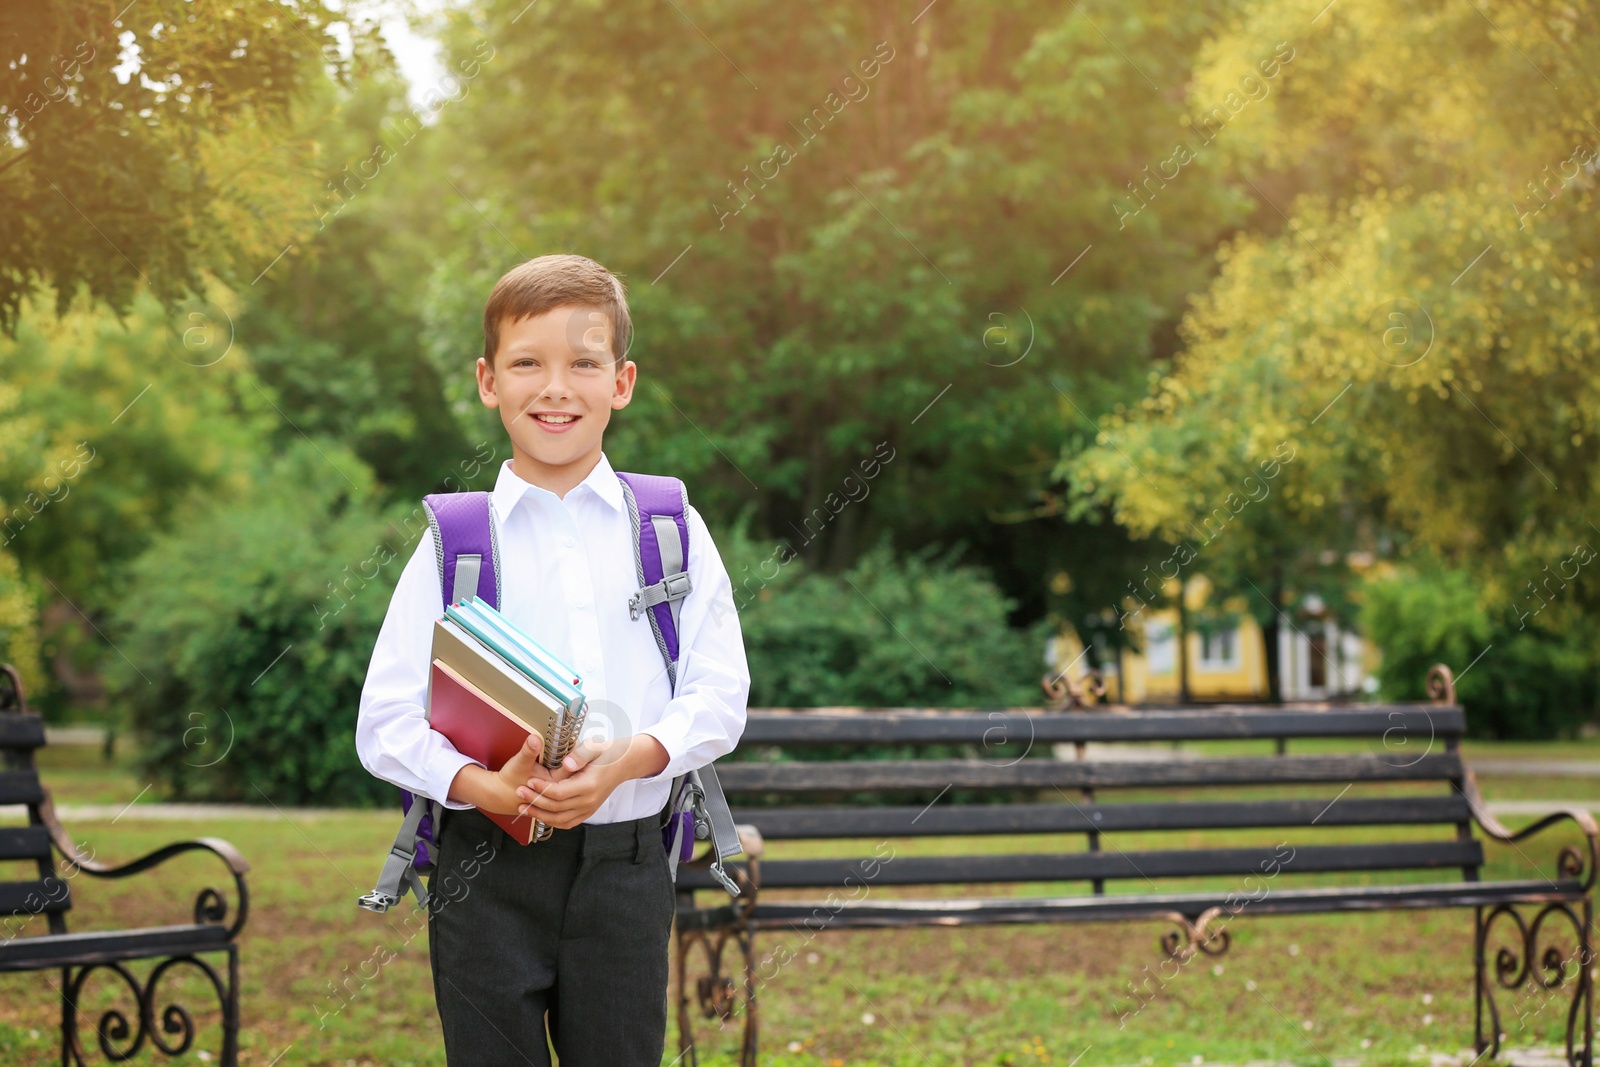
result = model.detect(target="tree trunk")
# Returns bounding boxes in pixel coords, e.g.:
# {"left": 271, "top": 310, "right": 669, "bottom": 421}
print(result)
{"left": 1262, "top": 571, "right": 1285, "bottom": 704}
{"left": 1177, "top": 585, "right": 1192, "bottom": 704}
{"left": 1115, "top": 643, "right": 1126, "bottom": 704}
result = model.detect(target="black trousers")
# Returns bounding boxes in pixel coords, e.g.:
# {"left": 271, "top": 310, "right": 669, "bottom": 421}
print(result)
{"left": 426, "top": 804, "right": 675, "bottom": 1066}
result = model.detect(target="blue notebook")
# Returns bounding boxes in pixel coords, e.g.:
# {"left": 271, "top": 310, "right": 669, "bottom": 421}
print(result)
{"left": 443, "top": 598, "right": 585, "bottom": 717}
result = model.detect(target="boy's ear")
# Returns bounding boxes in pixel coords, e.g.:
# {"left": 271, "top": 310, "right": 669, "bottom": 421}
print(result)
{"left": 476, "top": 355, "right": 501, "bottom": 408}
{"left": 611, "top": 357, "right": 637, "bottom": 410}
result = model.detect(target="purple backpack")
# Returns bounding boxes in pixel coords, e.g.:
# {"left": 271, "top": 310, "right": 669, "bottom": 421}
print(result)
{"left": 359, "top": 471, "right": 741, "bottom": 913}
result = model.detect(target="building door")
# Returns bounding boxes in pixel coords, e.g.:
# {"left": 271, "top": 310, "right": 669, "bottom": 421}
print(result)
{"left": 1308, "top": 629, "right": 1328, "bottom": 690}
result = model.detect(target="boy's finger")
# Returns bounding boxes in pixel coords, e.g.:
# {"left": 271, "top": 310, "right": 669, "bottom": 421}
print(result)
{"left": 528, "top": 779, "right": 576, "bottom": 803}
{"left": 522, "top": 786, "right": 584, "bottom": 813}
{"left": 523, "top": 763, "right": 558, "bottom": 783}
{"left": 522, "top": 768, "right": 562, "bottom": 793}
{"left": 562, "top": 738, "right": 604, "bottom": 773}
{"left": 526, "top": 762, "right": 607, "bottom": 802}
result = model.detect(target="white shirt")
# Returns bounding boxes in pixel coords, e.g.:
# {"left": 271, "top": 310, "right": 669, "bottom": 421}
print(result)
{"left": 355, "top": 452, "right": 750, "bottom": 823}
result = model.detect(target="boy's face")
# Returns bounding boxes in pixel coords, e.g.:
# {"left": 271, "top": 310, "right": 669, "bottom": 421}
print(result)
{"left": 476, "top": 304, "right": 636, "bottom": 483}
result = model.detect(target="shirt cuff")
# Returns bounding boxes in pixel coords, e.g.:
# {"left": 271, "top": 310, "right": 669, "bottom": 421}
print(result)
{"left": 635, "top": 717, "right": 694, "bottom": 785}
{"left": 431, "top": 748, "right": 488, "bottom": 810}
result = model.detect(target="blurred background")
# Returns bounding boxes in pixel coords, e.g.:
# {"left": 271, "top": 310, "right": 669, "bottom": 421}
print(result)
{"left": 10, "top": 3, "right": 1600, "bottom": 1064}
{"left": 2, "top": 0, "right": 1597, "bottom": 795}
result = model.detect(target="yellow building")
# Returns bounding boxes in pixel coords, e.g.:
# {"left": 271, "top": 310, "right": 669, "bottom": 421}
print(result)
{"left": 1045, "top": 575, "right": 1376, "bottom": 704}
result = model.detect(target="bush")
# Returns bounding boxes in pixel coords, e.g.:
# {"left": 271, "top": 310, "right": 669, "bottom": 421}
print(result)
{"left": 106, "top": 440, "right": 419, "bottom": 806}
{"left": 728, "top": 534, "right": 1049, "bottom": 710}
{"left": 722, "top": 533, "right": 1051, "bottom": 805}
{"left": 1360, "top": 564, "right": 1598, "bottom": 739}
{"left": 107, "top": 462, "right": 1051, "bottom": 805}
{"left": 0, "top": 549, "right": 40, "bottom": 697}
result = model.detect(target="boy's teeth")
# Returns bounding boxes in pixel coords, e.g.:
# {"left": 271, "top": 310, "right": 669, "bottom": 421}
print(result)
{"left": 535, "top": 414, "right": 576, "bottom": 423}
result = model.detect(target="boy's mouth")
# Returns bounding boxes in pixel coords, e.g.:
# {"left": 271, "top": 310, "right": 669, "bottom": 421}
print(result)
{"left": 530, "top": 411, "right": 581, "bottom": 433}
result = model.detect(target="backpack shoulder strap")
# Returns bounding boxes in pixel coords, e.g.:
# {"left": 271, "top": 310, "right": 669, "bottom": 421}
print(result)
{"left": 359, "top": 491, "right": 501, "bottom": 915}
{"left": 615, "top": 472, "right": 745, "bottom": 894}
{"left": 422, "top": 491, "right": 501, "bottom": 610}
{"left": 615, "top": 472, "right": 691, "bottom": 687}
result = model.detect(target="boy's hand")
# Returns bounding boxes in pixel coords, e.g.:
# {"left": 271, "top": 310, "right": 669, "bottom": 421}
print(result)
{"left": 515, "top": 734, "right": 668, "bottom": 829}
{"left": 500, "top": 731, "right": 544, "bottom": 786}
{"left": 483, "top": 734, "right": 556, "bottom": 815}
{"left": 445, "top": 733, "right": 562, "bottom": 815}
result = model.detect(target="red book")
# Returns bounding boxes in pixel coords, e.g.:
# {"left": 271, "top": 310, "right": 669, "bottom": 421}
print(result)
{"left": 427, "top": 659, "right": 543, "bottom": 845}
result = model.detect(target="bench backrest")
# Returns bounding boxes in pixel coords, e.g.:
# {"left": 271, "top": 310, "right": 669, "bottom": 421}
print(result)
{"left": 681, "top": 698, "right": 1479, "bottom": 895}
{"left": 0, "top": 666, "right": 70, "bottom": 932}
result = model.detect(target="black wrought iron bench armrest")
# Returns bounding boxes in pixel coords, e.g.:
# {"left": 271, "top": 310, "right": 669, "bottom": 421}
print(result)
{"left": 1458, "top": 766, "right": 1600, "bottom": 891}
{"left": 38, "top": 789, "right": 251, "bottom": 938}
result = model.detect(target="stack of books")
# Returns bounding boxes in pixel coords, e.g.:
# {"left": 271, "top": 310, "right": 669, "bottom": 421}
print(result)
{"left": 426, "top": 596, "right": 589, "bottom": 844}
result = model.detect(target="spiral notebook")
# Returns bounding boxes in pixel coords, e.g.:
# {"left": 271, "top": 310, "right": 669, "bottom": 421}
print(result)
{"left": 426, "top": 604, "right": 589, "bottom": 843}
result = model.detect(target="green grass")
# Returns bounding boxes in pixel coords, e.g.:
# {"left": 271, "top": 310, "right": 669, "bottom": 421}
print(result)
{"left": 0, "top": 741, "right": 1595, "bottom": 1065}
{"left": 31, "top": 741, "right": 151, "bottom": 805}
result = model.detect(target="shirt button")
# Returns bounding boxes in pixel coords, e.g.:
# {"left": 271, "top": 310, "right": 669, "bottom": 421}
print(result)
{"left": 563, "top": 536, "right": 575, "bottom": 548}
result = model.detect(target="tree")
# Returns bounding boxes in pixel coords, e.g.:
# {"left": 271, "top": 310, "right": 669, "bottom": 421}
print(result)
{"left": 1067, "top": 0, "right": 1600, "bottom": 709}
{"left": 1362, "top": 562, "right": 1599, "bottom": 739}
{"left": 0, "top": 286, "right": 293, "bottom": 711}
{"left": 392, "top": 0, "right": 1247, "bottom": 604}
{"left": 105, "top": 439, "right": 416, "bottom": 805}
{"left": 0, "top": 288, "right": 278, "bottom": 609}
{"left": 0, "top": 0, "right": 342, "bottom": 331}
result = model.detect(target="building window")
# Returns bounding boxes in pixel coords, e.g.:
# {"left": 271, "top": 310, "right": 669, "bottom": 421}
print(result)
{"left": 1199, "top": 626, "right": 1241, "bottom": 671}
{"left": 1145, "top": 622, "right": 1175, "bottom": 674}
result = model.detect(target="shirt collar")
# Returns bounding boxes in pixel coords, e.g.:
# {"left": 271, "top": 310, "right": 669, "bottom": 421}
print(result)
{"left": 491, "top": 451, "right": 625, "bottom": 521}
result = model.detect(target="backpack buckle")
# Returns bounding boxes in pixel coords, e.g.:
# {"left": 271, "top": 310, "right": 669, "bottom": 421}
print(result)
{"left": 708, "top": 858, "right": 741, "bottom": 896}
{"left": 357, "top": 890, "right": 398, "bottom": 914}
{"left": 629, "top": 572, "right": 693, "bottom": 620}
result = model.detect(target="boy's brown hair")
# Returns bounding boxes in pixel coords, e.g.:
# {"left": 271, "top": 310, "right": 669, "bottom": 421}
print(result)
{"left": 481, "top": 254, "right": 633, "bottom": 368}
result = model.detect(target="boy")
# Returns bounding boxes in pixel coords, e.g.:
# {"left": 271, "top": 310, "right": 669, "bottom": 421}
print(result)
{"left": 354, "top": 254, "right": 750, "bottom": 1066}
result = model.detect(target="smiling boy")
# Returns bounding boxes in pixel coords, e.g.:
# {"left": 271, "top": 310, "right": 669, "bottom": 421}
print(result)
{"left": 355, "top": 254, "right": 750, "bottom": 1065}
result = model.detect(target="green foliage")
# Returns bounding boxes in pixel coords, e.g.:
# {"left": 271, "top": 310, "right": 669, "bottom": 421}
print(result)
{"left": 0, "top": 287, "right": 286, "bottom": 711}
{"left": 241, "top": 211, "right": 476, "bottom": 502}
{"left": 406, "top": 0, "right": 1244, "bottom": 585}
{"left": 1066, "top": 0, "right": 1600, "bottom": 723}
{"left": 0, "top": 550, "right": 41, "bottom": 696}
{"left": 723, "top": 530, "right": 1051, "bottom": 803}
{"left": 0, "top": 288, "right": 277, "bottom": 608}
{"left": 106, "top": 440, "right": 417, "bottom": 805}
{"left": 1360, "top": 564, "right": 1598, "bottom": 740}
{"left": 728, "top": 531, "right": 1049, "bottom": 709}
{"left": 0, "top": 0, "right": 343, "bottom": 331}
{"left": 235, "top": 30, "right": 481, "bottom": 503}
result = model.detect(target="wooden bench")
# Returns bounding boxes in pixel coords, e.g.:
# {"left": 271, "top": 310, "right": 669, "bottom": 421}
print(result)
{"left": 673, "top": 666, "right": 1598, "bottom": 1067}
{"left": 0, "top": 664, "right": 250, "bottom": 1065}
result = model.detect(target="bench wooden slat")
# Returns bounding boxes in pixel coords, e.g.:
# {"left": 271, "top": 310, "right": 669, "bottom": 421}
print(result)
{"left": 0, "top": 771, "right": 44, "bottom": 806}
{"left": 731, "top": 795, "right": 1473, "bottom": 839}
{"left": 680, "top": 840, "right": 1484, "bottom": 891}
{"left": 718, "top": 752, "right": 1464, "bottom": 793}
{"left": 678, "top": 878, "right": 1583, "bottom": 931}
{"left": 0, "top": 826, "right": 54, "bottom": 862}
{"left": 0, "top": 878, "right": 72, "bottom": 916}
{"left": 740, "top": 706, "right": 1462, "bottom": 745}
{"left": 0, "top": 923, "right": 229, "bottom": 971}
{"left": 0, "top": 715, "right": 45, "bottom": 751}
